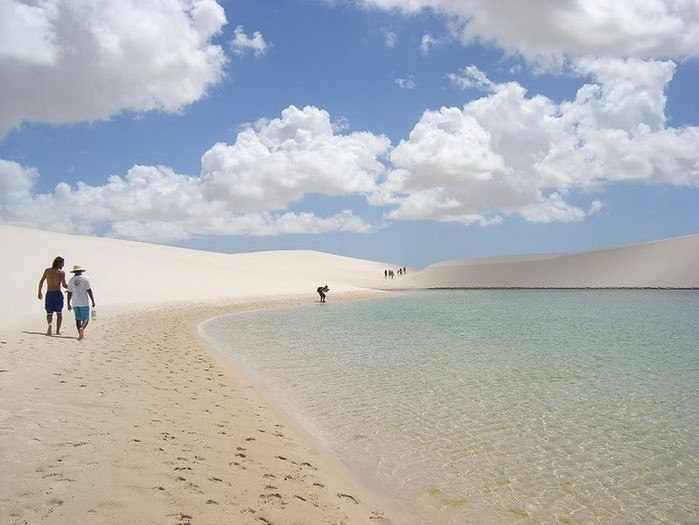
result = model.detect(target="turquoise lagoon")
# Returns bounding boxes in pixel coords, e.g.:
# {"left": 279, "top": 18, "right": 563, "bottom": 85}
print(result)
{"left": 199, "top": 290, "right": 699, "bottom": 524}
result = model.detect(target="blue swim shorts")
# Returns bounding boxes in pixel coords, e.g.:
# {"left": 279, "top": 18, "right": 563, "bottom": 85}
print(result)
{"left": 73, "top": 306, "right": 90, "bottom": 322}
{"left": 45, "top": 290, "right": 64, "bottom": 314}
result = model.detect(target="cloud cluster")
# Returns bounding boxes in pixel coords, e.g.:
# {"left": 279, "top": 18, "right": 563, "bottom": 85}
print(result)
{"left": 0, "top": 106, "right": 389, "bottom": 240}
{"left": 0, "top": 0, "right": 697, "bottom": 242}
{"left": 200, "top": 106, "right": 390, "bottom": 212}
{"left": 358, "top": 0, "right": 699, "bottom": 61}
{"left": 0, "top": 0, "right": 227, "bottom": 136}
{"left": 380, "top": 59, "right": 698, "bottom": 225}
{"left": 3, "top": 56, "right": 696, "bottom": 240}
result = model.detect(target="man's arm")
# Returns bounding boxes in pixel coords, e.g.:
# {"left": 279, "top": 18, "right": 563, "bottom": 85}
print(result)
{"left": 67, "top": 291, "right": 72, "bottom": 310}
{"left": 37, "top": 269, "right": 47, "bottom": 299}
{"left": 87, "top": 289, "right": 95, "bottom": 307}
{"left": 60, "top": 270, "right": 68, "bottom": 289}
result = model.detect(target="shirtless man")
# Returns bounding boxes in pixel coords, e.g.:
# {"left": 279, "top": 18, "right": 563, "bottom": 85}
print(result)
{"left": 38, "top": 256, "right": 68, "bottom": 336}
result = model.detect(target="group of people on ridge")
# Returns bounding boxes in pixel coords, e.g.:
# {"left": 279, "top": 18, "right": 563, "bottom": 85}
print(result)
{"left": 37, "top": 256, "right": 96, "bottom": 340}
{"left": 385, "top": 267, "right": 407, "bottom": 278}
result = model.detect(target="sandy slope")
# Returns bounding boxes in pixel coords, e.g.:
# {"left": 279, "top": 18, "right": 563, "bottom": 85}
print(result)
{"left": 1, "top": 225, "right": 400, "bottom": 331}
{"left": 0, "top": 225, "right": 405, "bottom": 524}
{"left": 411, "top": 234, "right": 699, "bottom": 289}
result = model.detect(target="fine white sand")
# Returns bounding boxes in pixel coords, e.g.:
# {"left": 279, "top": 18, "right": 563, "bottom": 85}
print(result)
{"left": 1, "top": 224, "right": 697, "bottom": 524}
{"left": 0, "top": 225, "right": 403, "bottom": 332}
{"left": 0, "top": 225, "right": 403, "bottom": 524}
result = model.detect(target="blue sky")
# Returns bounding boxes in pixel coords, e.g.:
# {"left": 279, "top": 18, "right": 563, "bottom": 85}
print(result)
{"left": 1, "top": 0, "right": 697, "bottom": 267}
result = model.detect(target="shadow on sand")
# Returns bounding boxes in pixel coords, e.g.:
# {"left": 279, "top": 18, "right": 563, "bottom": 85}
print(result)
{"left": 22, "top": 330, "right": 78, "bottom": 340}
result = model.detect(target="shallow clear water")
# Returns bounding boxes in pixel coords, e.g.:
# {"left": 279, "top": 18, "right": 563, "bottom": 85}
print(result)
{"left": 200, "top": 290, "right": 699, "bottom": 524}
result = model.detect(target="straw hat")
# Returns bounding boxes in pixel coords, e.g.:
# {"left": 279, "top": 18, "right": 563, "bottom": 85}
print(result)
{"left": 70, "top": 264, "right": 86, "bottom": 273}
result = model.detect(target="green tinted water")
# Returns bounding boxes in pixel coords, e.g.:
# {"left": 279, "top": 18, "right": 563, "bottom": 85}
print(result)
{"left": 200, "top": 290, "right": 699, "bottom": 524}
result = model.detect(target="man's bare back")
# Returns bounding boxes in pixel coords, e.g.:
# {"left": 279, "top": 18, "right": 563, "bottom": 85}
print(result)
{"left": 39, "top": 267, "right": 67, "bottom": 293}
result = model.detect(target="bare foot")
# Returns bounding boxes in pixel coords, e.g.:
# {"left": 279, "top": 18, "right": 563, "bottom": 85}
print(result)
{"left": 55, "top": 331, "right": 61, "bottom": 336}
{"left": 78, "top": 329, "right": 84, "bottom": 341}
{"left": 46, "top": 326, "right": 52, "bottom": 336}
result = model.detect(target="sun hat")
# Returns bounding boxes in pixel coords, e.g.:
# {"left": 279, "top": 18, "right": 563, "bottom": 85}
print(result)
{"left": 70, "top": 264, "right": 86, "bottom": 273}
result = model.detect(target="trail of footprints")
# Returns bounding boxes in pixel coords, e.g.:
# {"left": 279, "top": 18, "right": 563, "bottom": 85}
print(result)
{"left": 4, "top": 309, "right": 385, "bottom": 524}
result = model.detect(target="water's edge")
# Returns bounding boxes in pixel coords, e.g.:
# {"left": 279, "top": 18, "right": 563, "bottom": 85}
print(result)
{"left": 199, "top": 290, "right": 699, "bottom": 524}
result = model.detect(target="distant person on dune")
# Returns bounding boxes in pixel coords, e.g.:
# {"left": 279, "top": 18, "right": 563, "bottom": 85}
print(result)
{"left": 317, "top": 285, "right": 329, "bottom": 303}
{"left": 37, "top": 256, "right": 68, "bottom": 336}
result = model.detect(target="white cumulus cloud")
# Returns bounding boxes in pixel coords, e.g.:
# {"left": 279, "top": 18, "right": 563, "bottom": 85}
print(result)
{"left": 200, "top": 105, "right": 391, "bottom": 212}
{"left": 230, "top": 25, "right": 271, "bottom": 56}
{"left": 395, "top": 75, "right": 416, "bottom": 89}
{"left": 0, "top": 106, "right": 389, "bottom": 241}
{"left": 381, "top": 62, "right": 699, "bottom": 224}
{"left": 356, "top": 0, "right": 699, "bottom": 61}
{"left": 0, "top": 158, "right": 38, "bottom": 209}
{"left": 0, "top": 0, "right": 60, "bottom": 65}
{"left": 0, "top": 0, "right": 228, "bottom": 137}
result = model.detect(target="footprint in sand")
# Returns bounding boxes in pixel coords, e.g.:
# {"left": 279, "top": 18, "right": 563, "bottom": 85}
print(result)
{"left": 172, "top": 512, "right": 192, "bottom": 525}
{"left": 337, "top": 493, "right": 359, "bottom": 504}
{"left": 259, "top": 492, "right": 283, "bottom": 501}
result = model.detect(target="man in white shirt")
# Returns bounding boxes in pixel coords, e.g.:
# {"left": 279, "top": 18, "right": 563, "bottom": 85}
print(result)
{"left": 67, "top": 265, "right": 96, "bottom": 341}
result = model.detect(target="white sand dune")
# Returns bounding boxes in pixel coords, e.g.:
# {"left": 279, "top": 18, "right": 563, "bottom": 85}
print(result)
{"left": 0, "top": 225, "right": 396, "bottom": 331}
{"left": 0, "top": 225, "right": 402, "bottom": 525}
{"left": 411, "top": 234, "right": 699, "bottom": 289}
{"left": 3, "top": 226, "right": 695, "bottom": 331}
